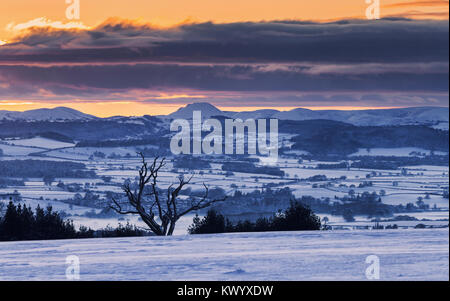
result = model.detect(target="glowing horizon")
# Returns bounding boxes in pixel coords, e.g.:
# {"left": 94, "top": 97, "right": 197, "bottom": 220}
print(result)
{"left": 0, "top": 101, "right": 443, "bottom": 118}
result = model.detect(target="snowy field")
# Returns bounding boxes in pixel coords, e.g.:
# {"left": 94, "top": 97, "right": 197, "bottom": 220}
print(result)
{"left": 0, "top": 228, "right": 447, "bottom": 281}
{"left": 1, "top": 137, "right": 75, "bottom": 149}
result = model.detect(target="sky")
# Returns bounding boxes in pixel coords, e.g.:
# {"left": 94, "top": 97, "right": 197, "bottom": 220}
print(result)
{"left": 0, "top": 0, "right": 448, "bottom": 116}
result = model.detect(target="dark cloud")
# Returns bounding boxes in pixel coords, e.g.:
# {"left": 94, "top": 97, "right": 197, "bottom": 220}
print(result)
{"left": 141, "top": 93, "right": 450, "bottom": 108}
{"left": 0, "top": 63, "right": 448, "bottom": 94}
{"left": 1, "top": 18, "right": 448, "bottom": 64}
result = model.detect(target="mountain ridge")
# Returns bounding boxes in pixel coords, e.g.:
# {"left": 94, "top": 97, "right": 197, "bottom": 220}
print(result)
{"left": 1, "top": 103, "right": 448, "bottom": 128}
{"left": 0, "top": 107, "right": 97, "bottom": 121}
{"left": 165, "top": 103, "right": 449, "bottom": 127}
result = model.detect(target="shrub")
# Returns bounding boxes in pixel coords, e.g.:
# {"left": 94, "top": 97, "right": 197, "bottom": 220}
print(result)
{"left": 342, "top": 209, "right": 356, "bottom": 222}
{"left": 97, "top": 223, "right": 151, "bottom": 238}
{"left": 271, "top": 201, "right": 322, "bottom": 231}
{"left": 189, "top": 201, "right": 321, "bottom": 234}
{"left": 188, "top": 211, "right": 233, "bottom": 234}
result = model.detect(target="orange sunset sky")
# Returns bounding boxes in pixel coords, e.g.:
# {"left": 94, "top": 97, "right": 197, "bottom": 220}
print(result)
{"left": 0, "top": 0, "right": 448, "bottom": 116}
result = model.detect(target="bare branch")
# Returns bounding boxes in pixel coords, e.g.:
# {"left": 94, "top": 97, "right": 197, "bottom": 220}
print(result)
{"left": 110, "top": 198, "right": 139, "bottom": 215}
{"left": 177, "top": 184, "right": 226, "bottom": 218}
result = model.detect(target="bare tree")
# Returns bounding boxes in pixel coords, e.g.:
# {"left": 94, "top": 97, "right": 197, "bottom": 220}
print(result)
{"left": 110, "top": 153, "right": 226, "bottom": 236}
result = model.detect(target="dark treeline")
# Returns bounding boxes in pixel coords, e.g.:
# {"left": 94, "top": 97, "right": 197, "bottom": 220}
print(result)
{"left": 77, "top": 135, "right": 170, "bottom": 149}
{"left": 287, "top": 122, "right": 449, "bottom": 156}
{"left": 189, "top": 201, "right": 321, "bottom": 234}
{"left": 0, "top": 118, "right": 162, "bottom": 141}
{"left": 0, "top": 160, "right": 96, "bottom": 178}
{"left": 294, "top": 154, "right": 449, "bottom": 169}
{"left": 298, "top": 192, "right": 432, "bottom": 220}
{"left": 95, "top": 223, "right": 152, "bottom": 238}
{"left": 316, "top": 162, "right": 349, "bottom": 169}
{"left": 350, "top": 155, "right": 449, "bottom": 170}
{"left": 0, "top": 202, "right": 85, "bottom": 241}
{"left": 1, "top": 132, "right": 74, "bottom": 144}
{"left": 0, "top": 178, "right": 25, "bottom": 187}
{"left": 212, "top": 187, "right": 434, "bottom": 222}
{"left": 211, "top": 187, "right": 294, "bottom": 217}
{"left": 0, "top": 202, "right": 152, "bottom": 241}
{"left": 221, "top": 161, "right": 285, "bottom": 177}
{"left": 39, "top": 132, "right": 74, "bottom": 143}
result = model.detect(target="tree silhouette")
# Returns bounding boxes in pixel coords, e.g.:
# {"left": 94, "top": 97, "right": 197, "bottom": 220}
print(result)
{"left": 110, "top": 153, "right": 226, "bottom": 236}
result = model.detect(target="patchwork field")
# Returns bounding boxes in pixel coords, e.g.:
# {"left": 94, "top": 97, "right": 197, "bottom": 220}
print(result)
{"left": 1, "top": 137, "right": 449, "bottom": 233}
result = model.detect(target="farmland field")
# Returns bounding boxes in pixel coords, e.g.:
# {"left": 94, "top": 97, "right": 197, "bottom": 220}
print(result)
{"left": 1, "top": 137, "right": 449, "bottom": 233}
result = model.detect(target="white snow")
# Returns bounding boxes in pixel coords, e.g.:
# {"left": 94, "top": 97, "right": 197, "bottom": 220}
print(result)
{"left": 0, "top": 107, "right": 95, "bottom": 121}
{"left": 4, "top": 137, "right": 75, "bottom": 149}
{"left": 0, "top": 228, "right": 447, "bottom": 281}
{"left": 169, "top": 103, "right": 228, "bottom": 119}
{"left": 273, "top": 106, "right": 449, "bottom": 126}
{"left": 431, "top": 122, "right": 449, "bottom": 130}
{"left": 0, "top": 143, "right": 45, "bottom": 156}
{"left": 231, "top": 109, "right": 279, "bottom": 120}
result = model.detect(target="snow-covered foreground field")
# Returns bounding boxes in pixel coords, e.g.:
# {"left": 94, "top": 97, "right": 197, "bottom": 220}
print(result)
{"left": 0, "top": 228, "right": 448, "bottom": 281}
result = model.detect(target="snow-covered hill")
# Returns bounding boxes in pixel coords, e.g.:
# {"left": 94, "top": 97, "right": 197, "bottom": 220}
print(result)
{"left": 0, "top": 229, "right": 447, "bottom": 280}
{"left": 1, "top": 104, "right": 448, "bottom": 127}
{"left": 231, "top": 109, "right": 279, "bottom": 120}
{"left": 167, "top": 103, "right": 448, "bottom": 127}
{"left": 272, "top": 106, "right": 449, "bottom": 126}
{"left": 168, "top": 102, "right": 230, "bottom": 119}
{"left": 0, "top": 107, "right": 96, "bottom": 121}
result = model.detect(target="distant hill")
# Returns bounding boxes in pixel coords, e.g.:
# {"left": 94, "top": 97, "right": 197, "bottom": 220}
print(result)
{"left": 166, "top": 103, "right": 448, "bottom": 128}
{"left": 280, "top": 120, "right": 449, "bottom": 156}
{"left": 168, "top": 102, "right": 229, "bottom": 119}
{"left": 231, "top": 109, "right": 279, "bottom": 120}
{"left": 0, "top": 107, "right": 97, "bottom": 121}
{"left": 0, "top": 117, "right": 164, "bottom": 141}
{"left": 1, "top": 103, "right": 448, "bottom": 128}
{"left": 0, "top": 115, "right": 447, "bottom": 157}
{"left": 273, "top": 106, "right": 449, "bottom": 126}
